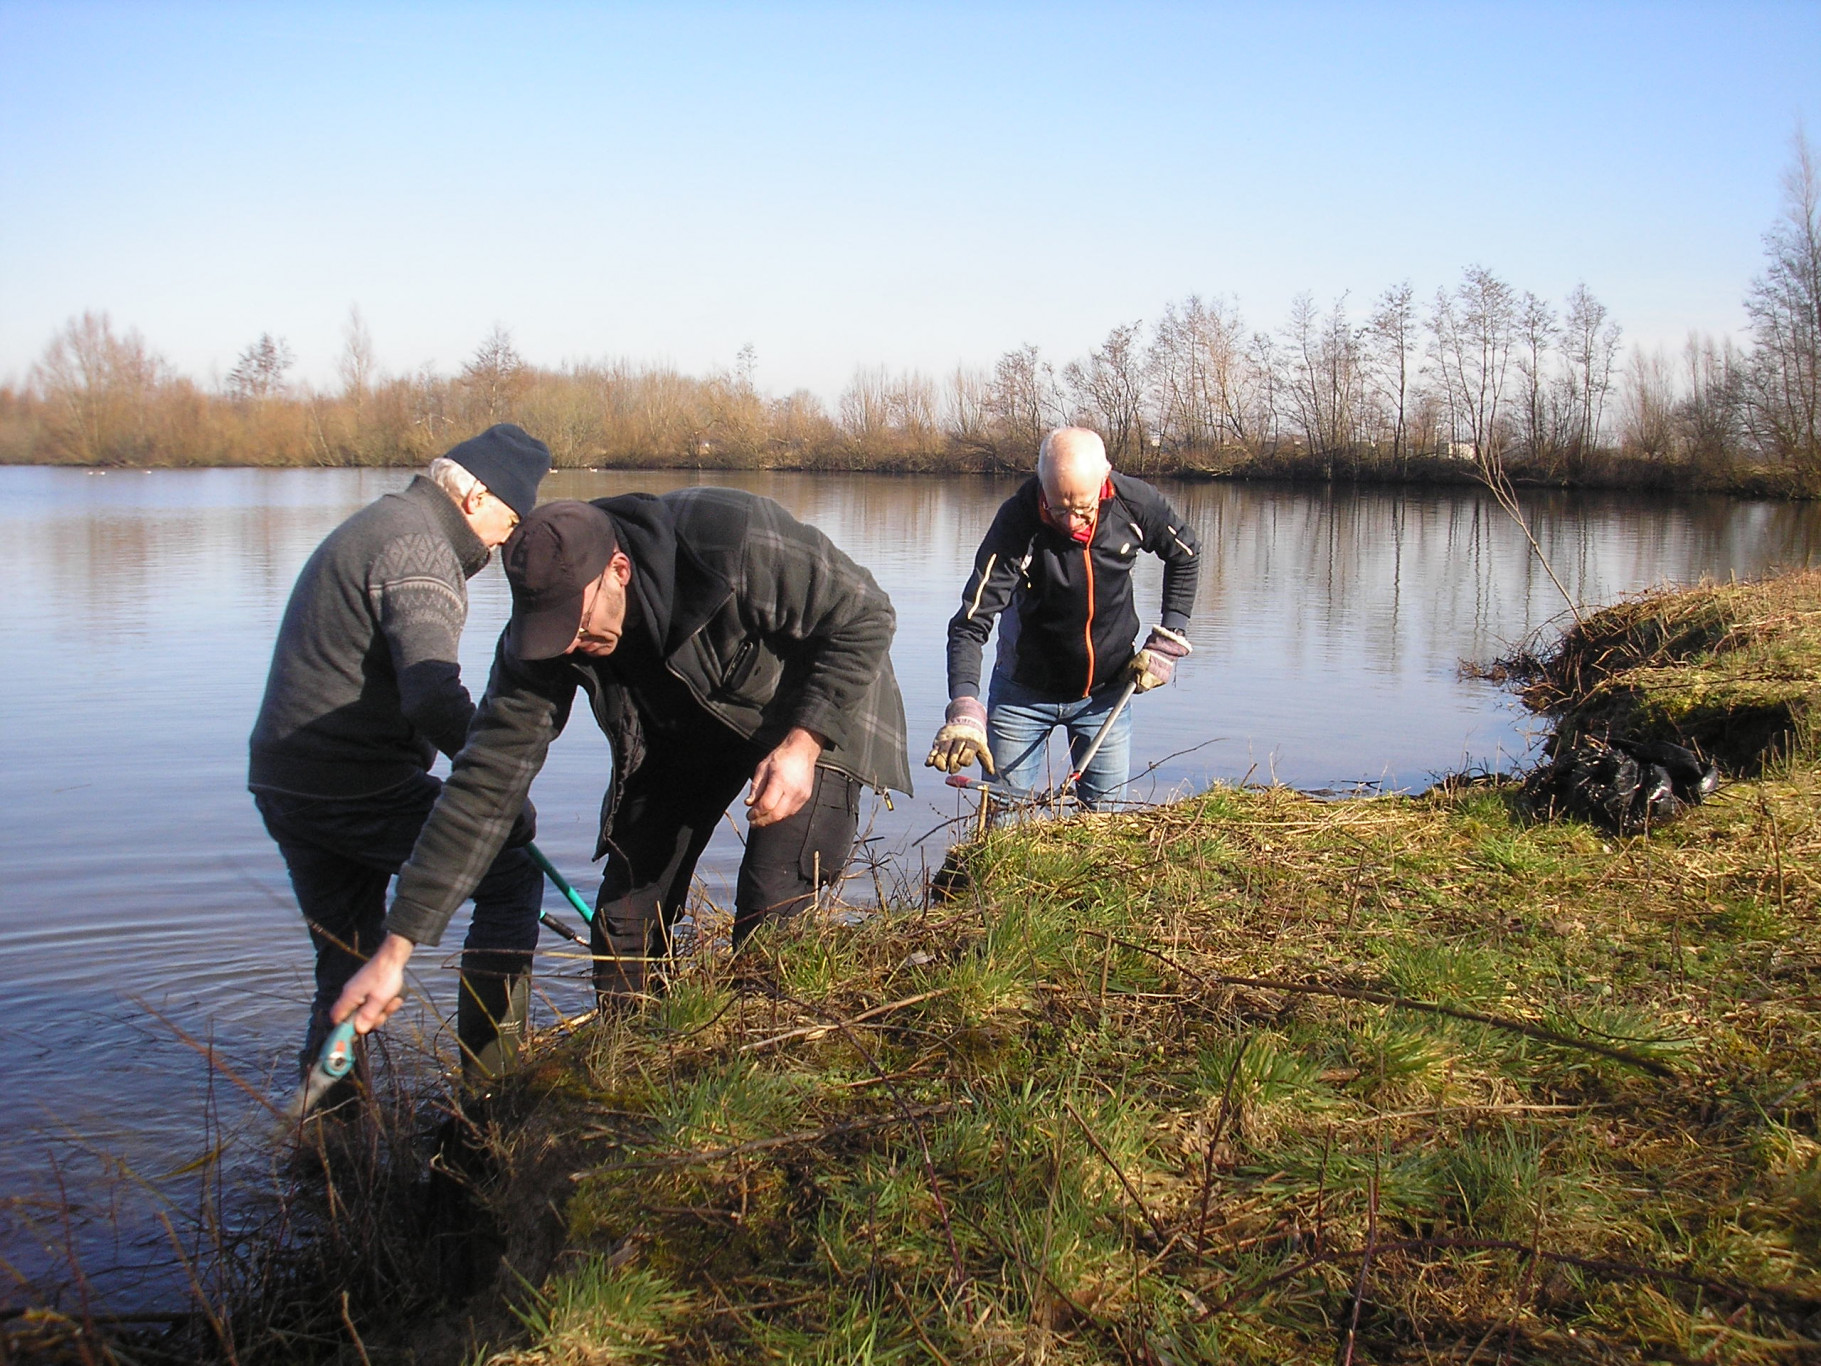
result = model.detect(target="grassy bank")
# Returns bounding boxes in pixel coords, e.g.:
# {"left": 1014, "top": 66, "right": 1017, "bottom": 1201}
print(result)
{"left": 38, "top": 575, "right": 1821, "bottom": 1364}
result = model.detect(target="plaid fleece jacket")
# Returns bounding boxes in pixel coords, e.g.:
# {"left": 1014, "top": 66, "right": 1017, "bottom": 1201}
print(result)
{"left": 386, "top": 487, "right": 911, "bottom": 947}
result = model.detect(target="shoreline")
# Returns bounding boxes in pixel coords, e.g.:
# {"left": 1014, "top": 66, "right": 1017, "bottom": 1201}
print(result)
{"left": 4, "top": 456, "right": 1817, "bottom": 501}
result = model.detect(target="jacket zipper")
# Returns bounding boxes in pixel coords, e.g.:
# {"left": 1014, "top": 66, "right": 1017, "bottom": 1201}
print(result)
{"left": 1080, "top": 542, "right": 1096, "bottom": 698}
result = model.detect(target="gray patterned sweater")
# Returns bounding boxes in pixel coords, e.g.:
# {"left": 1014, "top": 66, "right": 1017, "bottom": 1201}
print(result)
{"left": 249, "top": 476, "right": 490, "bottom": 798}
{"left": 385, "top": 487, "right": 912, "bottom": 947}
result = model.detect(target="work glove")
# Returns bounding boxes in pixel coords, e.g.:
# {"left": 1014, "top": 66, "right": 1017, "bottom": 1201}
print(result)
{"left": 925, "top": 696, "right": 996, "bottom": 775}
{"left": 1127, "top": 625, "right": 1192, "bottom": 692}
{"left": 505, "top": 798, "right": 538, "bottom": 848}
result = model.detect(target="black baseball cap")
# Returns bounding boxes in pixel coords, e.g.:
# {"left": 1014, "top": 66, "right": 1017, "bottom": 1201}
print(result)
{"left": 501, "top": 501, "right": 618, "bottom": 659}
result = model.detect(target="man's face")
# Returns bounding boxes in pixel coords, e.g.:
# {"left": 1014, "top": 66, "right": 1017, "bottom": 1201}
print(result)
{"left": 567, "top": 553, "right": 632, "bottom": 656}
{"left": 1040, "top": 465, "right": 1107, "bottom": 536}
{"left": 468, "top": 488, "right": 521, "bottom": 549}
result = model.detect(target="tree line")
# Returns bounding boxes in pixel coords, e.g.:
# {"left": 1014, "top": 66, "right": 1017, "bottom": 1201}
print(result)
{"left": 4, "top": 139, "right": 1817, "bottom": 492}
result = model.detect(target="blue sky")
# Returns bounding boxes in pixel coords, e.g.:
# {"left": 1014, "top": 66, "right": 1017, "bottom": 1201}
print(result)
{"left": 2, "top": 1, "right": 1817, "bottom": 399}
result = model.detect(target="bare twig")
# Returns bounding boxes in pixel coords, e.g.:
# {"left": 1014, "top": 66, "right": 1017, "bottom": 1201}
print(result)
{"left": 1338, "top": 1163, "right": 1379, "bottom": 1366}
{"left": 1062, "top": 1100, "right": 1170, "bottom": 1246}
{"left": 1080, "top": 930, "right": 1677, "bottom": 1078}
{"left": 739, "top": 989, "right": 954, "bottom": 1053}
{"left": 570, "top": 1103, "right": 965, "bottom": 1178}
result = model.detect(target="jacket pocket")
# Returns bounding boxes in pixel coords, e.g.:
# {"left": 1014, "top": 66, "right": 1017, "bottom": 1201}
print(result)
{"left": 715, "top": 639, "right": 761, "bottom": 699}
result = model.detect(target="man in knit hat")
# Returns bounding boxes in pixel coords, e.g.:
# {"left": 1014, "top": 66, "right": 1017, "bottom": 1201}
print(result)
{"left": 250, "top": 423, "right": 552, "bottom": 1093}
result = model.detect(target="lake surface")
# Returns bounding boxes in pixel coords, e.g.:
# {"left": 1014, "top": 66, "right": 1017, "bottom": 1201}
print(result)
{"left": 2, "top": 465, "right": 1817, "bottom": 1313}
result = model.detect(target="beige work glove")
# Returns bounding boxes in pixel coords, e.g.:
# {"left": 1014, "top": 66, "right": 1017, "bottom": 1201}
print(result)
{"left": 1128, "top": 625, "right": 1192, "bottom": 692}
{"left": 925, "top": 696, "right": 996, "bottom": 775}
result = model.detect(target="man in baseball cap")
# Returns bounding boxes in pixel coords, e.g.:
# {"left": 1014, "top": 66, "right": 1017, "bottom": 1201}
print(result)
{"left": 330, "top": 487, "right": 913, "bottom": 1034}
{"left": 250, "top": 424, "right": 553, "bottom": 1097}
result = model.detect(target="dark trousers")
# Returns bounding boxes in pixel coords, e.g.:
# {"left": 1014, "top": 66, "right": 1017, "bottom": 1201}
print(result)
{"left": 592, "top": 749, "right": 861, "bottom": 993}
{"left": 254, "top": 771, "right": 544, "bottom": 1070}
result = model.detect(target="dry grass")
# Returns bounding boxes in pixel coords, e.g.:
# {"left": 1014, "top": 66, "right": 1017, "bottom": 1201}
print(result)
{"left": 1510, "top": 570, "right": 1821, "bottom": 772}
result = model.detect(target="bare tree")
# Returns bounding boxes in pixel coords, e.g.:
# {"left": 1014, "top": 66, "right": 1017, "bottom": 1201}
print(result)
{"left": 985, "top": 344, "right": 1059, "bottom": 464}
{"left": 30, "top": 311, "right": 167, "bottom": 463}
{"left": 946, "top": 366, "right": 992, "bottom": 453}
{"left": 1148, "top": 298, "right": 1214, "bottom": 451}
{"left": 1744, "top": 129, "right": 1821, "bottom": 467}
{"left": 1680, "top": 332, "right": 1745, "bottom": 470}
{"left": 1148, "top": 295, "right": 1265, "bottom": 454}
{"left": 1365, "top": 282, "right": 1418, "bottom": 469}
{"left": 1063, "top": 321, "right": 1149, "bottom": 466}
{"left": 227, "top": 333, "right": 295, "bottom": 400}
{"left": 1433, "top": 267, "right": 1581, "bottom": 623}
{"left": 1620, "top": 348, "right": 1678, "bottom": 460}
{"left": 1560, "top": 283, "right": 1620, "bottom": 473}
{"left": 1513, "top": 291, "right": 1556, "bottom": 472}
{"left": 1429, "top": 265, "right": 1516, "bottom": 462}
{"left": 1280, "top": 293, "right": 1363, "bottom": 469}
{"left": 339, "top": 306, "right": 375, "bottom": 400}
{"left": 459, "top": 325, "right": 528, "bottom": 422}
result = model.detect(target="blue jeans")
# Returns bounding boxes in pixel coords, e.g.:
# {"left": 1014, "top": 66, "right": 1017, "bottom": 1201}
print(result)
{"left": 986, "top": 674, "right": 1133, "bottom": 809}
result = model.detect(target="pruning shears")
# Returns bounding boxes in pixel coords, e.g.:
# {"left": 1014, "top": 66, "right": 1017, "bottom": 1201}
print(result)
{"left": 287, "top": 1018, "right": 357, "bottom": 1120}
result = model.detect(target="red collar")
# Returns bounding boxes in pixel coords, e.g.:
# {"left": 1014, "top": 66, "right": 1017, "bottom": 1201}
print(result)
{"left": 1039, "top": 476, "right": 1114, "bottom": 544}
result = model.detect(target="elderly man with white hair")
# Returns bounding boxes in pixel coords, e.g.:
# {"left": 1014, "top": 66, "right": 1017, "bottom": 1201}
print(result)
{"left": 928, "top": 427, "right": 1201, "bottom": 807}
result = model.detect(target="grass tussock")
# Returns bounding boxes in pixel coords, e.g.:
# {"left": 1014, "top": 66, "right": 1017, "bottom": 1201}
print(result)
{"left": 1511, "top": 569, "right": 1821, "bottom": 772}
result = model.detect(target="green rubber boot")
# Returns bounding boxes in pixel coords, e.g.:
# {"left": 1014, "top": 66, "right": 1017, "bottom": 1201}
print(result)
{"left": 457, "top": 959, "right": 531, "bottom": 1089}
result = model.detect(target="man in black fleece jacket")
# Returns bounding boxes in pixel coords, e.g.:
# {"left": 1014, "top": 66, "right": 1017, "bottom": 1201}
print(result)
{"left": 329, "top": 488, "right": 912, "bottom": 1034}
{"left": 249, "top": 423, "right": 551, "bottom": 1087}
{"left": 927, "top": 427, "right": 1200, "bottom": 807}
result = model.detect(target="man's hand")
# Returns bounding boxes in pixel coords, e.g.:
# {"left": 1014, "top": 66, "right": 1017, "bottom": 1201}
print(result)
{"left": 1128, "top": 625, "right": 1192, "bottom": 693}
{"left": 925, "top": 696, "right": 995, "bottom": 775}
{"left": 331, "top": 933, "right": 416, "bottom": 1035}
{"left": 747, "top": 727, "right": 826, "bottom": 827}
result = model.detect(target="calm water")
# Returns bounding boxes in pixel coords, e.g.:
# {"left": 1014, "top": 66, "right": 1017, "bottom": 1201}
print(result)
{"left": 2, "top": 466, "right": 1817, "bottom": 1312}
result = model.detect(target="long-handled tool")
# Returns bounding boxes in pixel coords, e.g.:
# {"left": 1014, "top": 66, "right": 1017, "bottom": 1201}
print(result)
{"left": 945, "top": 678, "right": 1141, "bottom": 809}
{"left": 945, "top": 773, "right": 1038, "bottom": 802}
{"left": 528, "top": 841, "right": 595, "bottom": 932}
{"left": 1062, "top": 677, "right": 1139, "bottom": 795}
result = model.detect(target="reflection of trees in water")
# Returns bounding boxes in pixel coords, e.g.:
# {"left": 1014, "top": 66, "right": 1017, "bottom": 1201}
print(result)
{"left": 11, "top": 470, "right": 1820, "bottom": 678}
{"left": 1160, "top": 481, "right": 1821, "bottom": 672}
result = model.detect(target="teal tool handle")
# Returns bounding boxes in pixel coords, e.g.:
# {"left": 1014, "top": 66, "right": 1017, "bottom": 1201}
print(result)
{"left": 317, "top": 1019, "right": 357, "bottom": 1080}
{"left": 527, "top": 841, "right": 594, "bottom": 924}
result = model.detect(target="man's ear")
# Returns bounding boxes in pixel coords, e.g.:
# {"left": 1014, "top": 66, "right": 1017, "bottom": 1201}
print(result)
{"left": 462, "top": 484, "right": 490, "bottom": 514}
{"left": 609, "top": 550, "right": 633, "bottom": 585}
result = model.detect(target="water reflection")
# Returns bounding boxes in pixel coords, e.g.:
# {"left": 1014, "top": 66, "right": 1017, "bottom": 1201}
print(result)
{"left": 0, "top": 466, "right": 1815, "bottom": 1312}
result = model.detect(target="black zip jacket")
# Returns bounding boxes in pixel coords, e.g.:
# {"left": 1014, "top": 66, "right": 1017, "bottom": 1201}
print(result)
{"left": 386, "top": 487, "right": 911, "bottom": 947}
{"left": 946, "top": 472, "right": 1200, "bottom": 701}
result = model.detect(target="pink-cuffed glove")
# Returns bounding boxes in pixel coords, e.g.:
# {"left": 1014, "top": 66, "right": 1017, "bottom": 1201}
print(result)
{"left": 1128, "top": 625, "right": 1192, "bottom": 692}
{"left": 925, "top": 696, "right": 996, "bottom": 775}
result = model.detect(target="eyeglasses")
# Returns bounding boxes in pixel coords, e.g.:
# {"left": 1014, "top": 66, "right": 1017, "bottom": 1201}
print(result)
{"left": 1041, "top": 491, "right": 1099, "bottom": 522}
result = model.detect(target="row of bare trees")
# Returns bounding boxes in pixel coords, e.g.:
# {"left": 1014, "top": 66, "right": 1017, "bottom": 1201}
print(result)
{"left": 5, "top": 140, "right": 1817, "bottom": 487}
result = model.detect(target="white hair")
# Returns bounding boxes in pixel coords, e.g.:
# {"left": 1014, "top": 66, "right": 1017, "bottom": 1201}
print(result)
{"left": 427, "top": 456, "right": 484, "bottom": 502}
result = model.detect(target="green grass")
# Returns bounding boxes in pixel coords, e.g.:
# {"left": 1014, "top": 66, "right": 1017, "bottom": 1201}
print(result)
{"left": 449, "top": 745, "right": 1821, "bottom": 1364}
